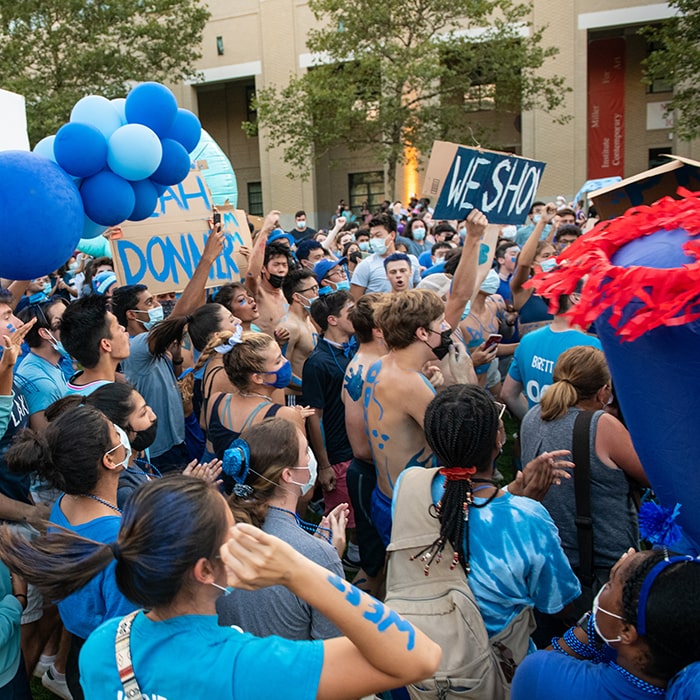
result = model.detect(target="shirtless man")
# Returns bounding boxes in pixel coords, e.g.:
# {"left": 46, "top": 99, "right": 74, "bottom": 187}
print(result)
{"left": 245, "top": 210, "right": 290, "bottom": 337}
{"left": 363, "top": 210, "right": 488, "bottom": 546}
{"left": 281, "top": 268, "right": 319, "bottom": 395}
{"left": 341, "top": 293, "right": 387, "bottom": 594}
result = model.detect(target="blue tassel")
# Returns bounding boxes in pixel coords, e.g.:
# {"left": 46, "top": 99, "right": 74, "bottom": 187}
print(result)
{"left": 639, "top": 501, "right": 683, "bottom": 547}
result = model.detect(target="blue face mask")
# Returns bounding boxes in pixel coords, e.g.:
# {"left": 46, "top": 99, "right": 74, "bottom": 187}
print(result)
{"left": 539, "top": 258, "right": 557, "bottom": 273}
{"left": 42, "top": 282, "right": 53, "bottom": 296}
{"left": 358, "top": 241, "right": 370, "bottom": 252}
{"left": 333, "top": 280, "right": 351, "bottom": 292}
{"left": 370, "top": 238, "right": 388, "bottom": 255}
{"left": 28, "top": 291, "right": 48, "bottom": 305}
{"left": 263, "top": 358, "right": 293, "bottom": 389}
{"left": 412, "top": 228, "right": 426, "bottom": 241}
{"left": 136, "top": 305, "right": 164, "bottom": 331}
{"left": 47, "top": 332, "right": 70, "bottom": 359}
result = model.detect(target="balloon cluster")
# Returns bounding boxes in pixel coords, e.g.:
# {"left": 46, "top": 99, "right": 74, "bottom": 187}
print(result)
{"left": 34, "top": 82, "right": 201, "bottom": 236}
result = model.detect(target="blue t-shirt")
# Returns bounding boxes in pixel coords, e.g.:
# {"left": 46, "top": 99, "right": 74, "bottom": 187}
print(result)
{"left": 80, "top": 612, "right": 324, "bottom": 700}
{"left": 121, "top": 333, "right": 185, "bottom": 458}
{"left": 50, "top": 499, "right": 136, "bottom": 639}
{"left": 0, "top": 383, "right": 31, "bottom": 504}
{"left": 302, "top": 340, "right": 353, "bottom": 464}
{"left": 508, "top": 326, "right": 602, "bottom": 408}
{"left": 64, "top": 374, "right": 112, "bottom": 397}
{"left": 512, "top": 651, "right": 662, "bottom": 700}
{"left": 15, "top": 352, "right": 68, "bottom": 415}
{"left": 393, "top": 470, "right": 581, "bottom": 637}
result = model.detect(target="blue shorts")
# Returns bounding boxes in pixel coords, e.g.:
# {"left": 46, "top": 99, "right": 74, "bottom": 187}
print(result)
{"left": 370, "top": 486, "right": 393, "bottom": 547}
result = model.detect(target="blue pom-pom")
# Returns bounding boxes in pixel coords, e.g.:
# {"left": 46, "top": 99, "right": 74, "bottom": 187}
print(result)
{"left": 222, "top": 438, "right": 251, "bottom": 483}
{"left": 639, "top": 501, "right": 683, "bottom": 547}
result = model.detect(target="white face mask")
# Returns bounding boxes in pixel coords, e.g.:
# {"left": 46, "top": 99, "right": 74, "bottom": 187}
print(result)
{"left": 105, "top": 424, "right": 132, "bottom": 470}
{"left": 592, "top": 584, "right": 624, "bottom": 645}
{"left": 289, "top": 447, "right": 318, "bottom": 496}
{"left": 479, "top": 269, "right": 500, "bottom": 295}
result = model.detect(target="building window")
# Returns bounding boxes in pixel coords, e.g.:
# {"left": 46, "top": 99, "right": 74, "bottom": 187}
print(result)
{"left": 349, "top": 171, "right": 385, "bottom": 212}
{"left": 464, "top": 83, "right": 497, "bottom": 112}
{"left": 247, "top": 182, "right": 263, "bottom": 217}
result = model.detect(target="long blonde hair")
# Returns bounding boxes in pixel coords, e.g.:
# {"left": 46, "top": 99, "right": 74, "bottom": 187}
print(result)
{"left": 539, "top": 346, "right": 610, "bottom": 421}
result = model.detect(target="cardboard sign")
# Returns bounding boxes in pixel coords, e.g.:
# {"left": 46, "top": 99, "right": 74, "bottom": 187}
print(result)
{"left": 422, "top": 141, "right": 546, "bottom": 225}
{"left": 589, "top": 155, "right": 700, "bottom": 220}
{"left": 110, "top": 170, "right": 251, "bottom": 295}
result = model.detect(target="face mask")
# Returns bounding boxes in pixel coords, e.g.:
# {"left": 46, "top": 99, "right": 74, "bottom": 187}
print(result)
{"left": 160, "top": 300, "right": 176, "bottom": 318}
{"left": 479, "top": 270, "right": 500, "bottom": 296}
{"left": 267, "top": 273, "right": 285, "bottom": 289}
{"left": 458, "top": 228, "right": 466, "bottom": 240}
{"left": 538, "top": 258, "right": 557, "bottom": 273}
{"left": 370, "top": 238, "right": 388, "bottom": 255}
{"left": 135, "top": 305, "right": 164, "bottom": 331}
{"left": 297, "top": 293, "right": 318, "bottom": 311}
{"left": 105, "top": 424, "right": 132, "bottom": 470}
{"left": 43, "top": 282, "right": 53, "bottom": 296}
{"left": 358, "top": 241, "right": 370, "bottom": 252}
{"left": 290, "top": 448, "right": 318, "bottom": 496}
{"left": 332, "top": 279, "right": 351, "bottom": 292}
{"left": 435, "top": 255, "right": 445, "bottom": 264}
{"left": 412, "top": 228, "right": 426, "bottom": 241}
{"left": 592, "top": 585, "right": 623, "bottom": 645}
{"left": 28, "top": 291, "right": 48, "bottom": 305}
{"left": 69, "top": 261, "right": 81, "bottom": 273}
{"left": 532, "top": 214, "right": 542, "bottom": 223}
{"left": 425, "top": 328, "right": 453, "bottom": 360}
{"left": 211, "top": 582, "right": 235, "bottom": 595}
{"left": 47, "top": 332, "right": 70, "bottom": 359}
{"left": 349, "top": 251, "right": 363, "bottom": 264}
{"left": 263, "top": 358, "right": 292, "bottom": 389}
{"left": 296, "top": 220, "right": 306, "bottom": 229}
{"left": 128, "top": 419, "right": 158, "bottom": 452}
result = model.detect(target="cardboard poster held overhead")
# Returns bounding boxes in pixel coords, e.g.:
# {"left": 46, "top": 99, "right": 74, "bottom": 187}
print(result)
{"left": 422, "top": 141, "right": 546, "bottom": 225}
{"left": 110, "top": 169, "right": 251, "bottom": 295}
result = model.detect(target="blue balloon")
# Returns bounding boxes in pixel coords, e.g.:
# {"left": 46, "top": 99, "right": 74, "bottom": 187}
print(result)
{"left": 149, "top": 180, "right": 167, "bottom": 196}
{"left": 125, "top": 82, "right": 178, "bottom": 137}
{"left": 167, "top": 108, "right": 202, "bottom": 153}
{"left": 54, "top": 122, "right": 108, "bottom": 178}
{"left": 190, "top": 129, "right": 238, "bottom": 207}
{"left": 71, "top": 95, "right": 122, "bottom": 139}
{"left": 0, "top": 151, "right": 83, "bottom": 279}
{"left": 33, "top": 135, "right": 57, "bottom": 162}
{"left": 82, "top": 215, "right": 108, "bottom": 240}
{"left": 150, "top": 138, "right": 190, "bottom": 186}
{"left": 129, "top": 179, "right": 159, "bottom": 221}
{"left": 80, "top": 171, "right": 136, "bottom": 227}
{"left": 107, "top": 124, "right": 162, "bottom": 181}
{"left": 111, "top": 98, "right": 127, "bottom": 125}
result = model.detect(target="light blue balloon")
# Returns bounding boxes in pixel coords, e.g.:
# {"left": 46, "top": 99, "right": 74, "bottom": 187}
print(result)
{"left": 33, "top": 135, "right": 57, "bottom": 163}
{"left": 77, "top": 234, "right": 111, "bottom": 257}
{"left": 107, "top": 124, "right": 163, "bottom": 181}
{"left": 190, "top": 129, "right": 238, "bottom": 207}
{"left": 71, "top": 95, "right": 122, "bottom": 139}
{"left": 111, "top": 98, "right": 127, "bottom": 125}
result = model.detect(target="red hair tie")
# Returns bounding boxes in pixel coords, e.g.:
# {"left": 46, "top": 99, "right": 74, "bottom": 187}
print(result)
{"left": 439, "top": 467, "right": 477, "bottom": 482}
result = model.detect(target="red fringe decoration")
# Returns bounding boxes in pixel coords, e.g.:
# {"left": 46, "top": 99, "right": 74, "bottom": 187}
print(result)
{"left": 439, "top": 467, "right": 477, "bottom": 482}
{"left": 525, "top": 189, "right": 700, "bottom": 342}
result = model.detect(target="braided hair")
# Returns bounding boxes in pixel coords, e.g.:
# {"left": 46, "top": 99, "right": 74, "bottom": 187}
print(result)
{"left": 417, "top": 385, "right": 500, "bottom": 576}
{"left": 621, "top": 550, "right": 700, "bottom": 681}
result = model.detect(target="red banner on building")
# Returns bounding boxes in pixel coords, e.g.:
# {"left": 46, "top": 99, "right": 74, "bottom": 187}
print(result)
{"left": 588, "top": 37, "right": 626, "bottom": 179}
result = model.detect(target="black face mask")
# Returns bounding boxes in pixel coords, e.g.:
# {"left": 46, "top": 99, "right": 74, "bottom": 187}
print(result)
{"left": 428, "top": 329, "right": 453, "bottom": 361}
{"left": 349, "top": 251, "right": 363, "bottom": 264}
{"left": 129, "top": 419, "right": 158, "bottom": 452}
{"left": 268, "top": 274, "right": 286, "bottom": 289}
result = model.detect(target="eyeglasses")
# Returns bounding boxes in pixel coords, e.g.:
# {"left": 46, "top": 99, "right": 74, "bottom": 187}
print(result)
{"left": 494, "top": 402, "right": 507, "bottom": 420}
{"left": 298, "top": 285, "right": 319, "bottom": 295}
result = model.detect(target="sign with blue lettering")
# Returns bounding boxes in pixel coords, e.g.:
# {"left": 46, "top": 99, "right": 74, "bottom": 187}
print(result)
{"left": 110, "top": 169, "right": 251, "bottom": 294}
{"left": 423, "top": 141, "right": 546, "bottom": 225}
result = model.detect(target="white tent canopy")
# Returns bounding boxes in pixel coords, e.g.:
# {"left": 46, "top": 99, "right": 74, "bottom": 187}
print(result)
{"left": 0, "top": 89, "right": 29, "bottom": 151}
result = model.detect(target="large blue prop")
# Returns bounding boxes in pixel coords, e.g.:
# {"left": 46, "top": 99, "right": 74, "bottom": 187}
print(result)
{"left": 190, "top": 129, "right": 238, "bottom": 207}
{"left": 0, "top": 152, "right": 83, "bottom": 279}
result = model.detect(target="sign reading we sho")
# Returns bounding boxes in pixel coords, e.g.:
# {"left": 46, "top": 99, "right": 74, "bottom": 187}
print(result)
{"left": 423, "top": 141, "right": 546, "bottom": 225}
{"left": 110, "top": 169, "right": 251, "bottom": 295}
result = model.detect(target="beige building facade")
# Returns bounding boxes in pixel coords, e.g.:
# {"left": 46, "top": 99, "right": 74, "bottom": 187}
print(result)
{"left": 172, "top": 0, "right": 694, "bottom": 229}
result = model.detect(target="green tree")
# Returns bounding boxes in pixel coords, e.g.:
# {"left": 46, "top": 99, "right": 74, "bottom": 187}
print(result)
{"left": 0, "top": 0, "right": 209, "bottom": 145}
{"left": 246, "top": 0, "right": 568, "bottom": 199}
{"left": 644, "top": 1, "right": 700, "bottom": 140}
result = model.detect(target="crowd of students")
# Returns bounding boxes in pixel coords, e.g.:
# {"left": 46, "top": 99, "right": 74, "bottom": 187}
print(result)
{"left": 0, "top": 195, "right": 697, "bottom": 699}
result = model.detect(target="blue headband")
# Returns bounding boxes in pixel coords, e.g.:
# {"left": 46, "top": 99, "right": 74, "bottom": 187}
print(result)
{"left": 637, "top": 554, "right": 700, "bottom": 636}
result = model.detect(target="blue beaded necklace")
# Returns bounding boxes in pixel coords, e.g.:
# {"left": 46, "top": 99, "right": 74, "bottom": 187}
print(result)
{"left": 267, "top": 505, "right": 333, "bottom": 545}
{"left": 608, "top": 661, "right": 665, "bottom": 696}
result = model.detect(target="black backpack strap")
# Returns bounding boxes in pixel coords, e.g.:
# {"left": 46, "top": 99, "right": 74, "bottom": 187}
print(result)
{"left": 572, "top": 410, "right": 595, "bottom": 587}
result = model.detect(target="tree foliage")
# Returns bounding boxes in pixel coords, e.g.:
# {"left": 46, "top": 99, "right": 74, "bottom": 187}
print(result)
{"left": 0, "top": 0, "right": 209, "bottom": 145}
{"left": 644, "top": 0, "right": 700, "bottom": 140}
{"left": 246, "top": 0, "right": 568, "bottom": 197}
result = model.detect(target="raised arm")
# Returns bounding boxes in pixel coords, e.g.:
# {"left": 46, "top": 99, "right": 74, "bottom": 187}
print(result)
{"left": 245, "top": 210, "right": 280, "bottom": 298}
{"left": 322, "top": 216, "right": 346, "bottom": 254}
{"left": 510, "top": 214, "right": 547, "bottom": 309}
{"left": 444, "top": 209, "right": 487, "bottom": 331}
{"left": 221, "top": 523, "right": 441, "bottom": 700}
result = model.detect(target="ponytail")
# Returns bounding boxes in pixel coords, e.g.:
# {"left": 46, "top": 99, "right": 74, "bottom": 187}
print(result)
{"left": 148, "top": 314, "right": 189, "bottom": 358}
{"left": 539, "top": 380, "right": 578, "bottom": 421}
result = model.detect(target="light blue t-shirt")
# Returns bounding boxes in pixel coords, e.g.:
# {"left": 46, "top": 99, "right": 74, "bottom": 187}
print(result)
{"left": 64, "top": 375, "right": 112, "bottom": 397}
{"left": 121, "top": 333, "right": 185, "bottom": 458}
{"left": 0, "top": 562, "right": 22, "bottom": 688}
{"left": 508, "top": 326, "right": 602, "bottom": 408}
{"left": 80, "top": 612, "right": 324, "bottom": 700}
{"left": 0, "top": 395, "right": 12, "bottom": 441}
{"left": 393, "top": 469, "right": 581, "bottom": 636}
{"left": 50, "top": 498, "right": 136, "bottom": 639}
{"left": 15, "top": 352, "right": 68, "bottom": 415}
{"left": 351, "top": 252, "right": 421, "bottom": 292}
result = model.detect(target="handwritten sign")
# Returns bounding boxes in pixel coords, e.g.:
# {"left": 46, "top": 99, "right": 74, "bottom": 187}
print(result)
{"left": 422, "top": 141, "right": 546, "bottom": 225}
{"left": 110, "top": 170, "right": 251, "bottom": 295}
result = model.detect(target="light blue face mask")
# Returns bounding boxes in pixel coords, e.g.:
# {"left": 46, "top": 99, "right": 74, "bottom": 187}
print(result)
{"left": 42, "top": 282, "right": 53, "bottom": 296}
{"left": 370, "top": 238, "right": 388, "bottom": 255}
{"left": 211, "top": 582, "right": 235, "bottom": 595}
{"left": 47, "top": 332, "right": 70, "bottom": 359}
{"left": 137, "top": 305, "right": 164, "bottom": 331}
{"left": 539, "top": 258, "right": 557, "bottom": 273}
{"left": 332, "top": 279, "right": 351, "bottom": 292}
{"left": 358, "top": 241, "right": 370, "bottom": 252}
{"left": 412, "top": 228, "right": 426, "bottom": 241}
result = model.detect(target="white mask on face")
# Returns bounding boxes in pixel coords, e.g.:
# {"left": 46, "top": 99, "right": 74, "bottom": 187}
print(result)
{"left": 592, "top": 584, "right": 624, "bottom": 645}
{"left": 289, "top": 447, "right": 318, "bottom": 496}
{"left": 105, "top": 424, "right": 132, "bottom": 470}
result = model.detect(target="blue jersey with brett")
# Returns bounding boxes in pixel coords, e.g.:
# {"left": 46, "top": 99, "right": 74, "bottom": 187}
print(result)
{"left": 508, "top": 326, "right": 601, "bottom": 408}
